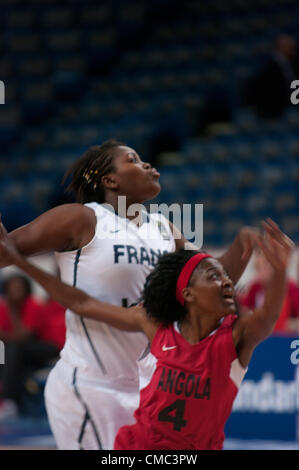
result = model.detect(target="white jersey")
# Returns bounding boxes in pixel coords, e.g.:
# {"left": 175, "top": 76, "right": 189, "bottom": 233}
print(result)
{"left": 55, "top": 202, "right": 176, "bottom": 382}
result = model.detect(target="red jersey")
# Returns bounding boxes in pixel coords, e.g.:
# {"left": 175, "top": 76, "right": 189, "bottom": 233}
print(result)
{"left": 0, "top": 296, "right": 44, "bottom": 337}
{"left": 39, "top": 300, "right": 66, "bottom": 350}
{"left": 114, "top": 314, "right": 247, "bottom": 450}
{"left": 240, "top": 280, "right": 299, "bottom": 333}
{"left": 0, "top": 297, "right": 65, "bottom": 349}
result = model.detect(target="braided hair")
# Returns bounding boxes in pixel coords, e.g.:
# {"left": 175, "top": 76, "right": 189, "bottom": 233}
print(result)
{"left": 63, "top": 139, "right": 125, "bottom": 204}
{"left": 143, "top": 249, "right": 204, "bottom": 325}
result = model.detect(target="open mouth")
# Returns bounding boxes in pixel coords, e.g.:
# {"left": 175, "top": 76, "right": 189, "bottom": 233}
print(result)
{"left": 222, "top": 292, "right": 235, "bottom": 304}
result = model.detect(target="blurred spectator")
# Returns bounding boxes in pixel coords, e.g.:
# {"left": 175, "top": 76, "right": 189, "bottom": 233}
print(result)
{"left": 244, "top": 34, "right": 299, "bottom": 119}
{"left": 239, "top": 251, "right": 299, "bottom": 334}
{"left": 0, "top": 275, "right": 62, "bottom": 420}
{"left": 40, "top": 298, "right": 66, "bottom": 351}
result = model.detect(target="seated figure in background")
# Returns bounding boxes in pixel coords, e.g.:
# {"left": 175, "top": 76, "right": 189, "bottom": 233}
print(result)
{"left": 0, "top": 274, "right": 65, "bottom": 420}
{"left": 239, "top": 250, "right": 299, "bottom": 334}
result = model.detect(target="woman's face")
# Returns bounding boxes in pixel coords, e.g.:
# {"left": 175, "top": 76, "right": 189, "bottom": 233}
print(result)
{"left": 185, "top": 258, "right": 236, "bottom": 318}
{"left": 5, "top": 277, "right": 29, "bottom": 305}
{"left": 105, "top": 146, "right": 161, "bottom": 203}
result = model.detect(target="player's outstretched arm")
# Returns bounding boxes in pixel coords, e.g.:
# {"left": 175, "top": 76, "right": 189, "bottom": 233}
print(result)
{"left": 0, "top": 221, "right": 156, "bottom": 338}
{"left": 0, "top": 203, "right": 96, "bottom": 268}
{"left": 217, "top": 226, "right": 260, "bottom": 284}
{"left": 233, "top": 219, "right": 294, "bottom": 368}
{"left": 170, "top": 221, "right": 258, "bottom": 285}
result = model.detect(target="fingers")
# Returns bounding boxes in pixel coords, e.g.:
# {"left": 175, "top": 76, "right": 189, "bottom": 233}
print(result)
{"left": 255, "top": 232, "right": 285, "bottom": 269}
{"left": 254, "top": 234, "right": 274, "bottom": 265}
{"left": 240, "top": 227, "right": 262, "bottom": 260}
{"left": 263, "top": 218, "right": 294, "bottom": 249}
{"left": 257, "top": 219, "right": 295, "bottom": 272}
{"left": 0, "top": 222, "right": 6, "bottom": 238}
{"left": 0, "top": 222, "right": 5, "bottom": 238}
{"left": 261, "top": 218, "right": 295, "bottom": 251}
{"left": 0, "top": 215, "right": 9, "bottom": 238}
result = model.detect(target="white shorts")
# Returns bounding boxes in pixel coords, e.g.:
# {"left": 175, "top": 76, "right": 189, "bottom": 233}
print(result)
{"left": 44, "top": 358, "right": 139, "bottom": 450}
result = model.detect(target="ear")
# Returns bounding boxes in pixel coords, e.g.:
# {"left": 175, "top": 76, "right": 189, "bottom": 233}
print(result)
{"left": 101, "top": 174, "right": 119, "bottom": 190}
{"left": 182, "top": 287, "right": 194, "bottom": 304}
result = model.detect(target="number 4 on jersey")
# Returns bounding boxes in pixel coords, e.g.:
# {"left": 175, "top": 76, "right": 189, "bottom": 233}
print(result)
{"left": 158, "top": 399, "right": 187, "bottom": 431}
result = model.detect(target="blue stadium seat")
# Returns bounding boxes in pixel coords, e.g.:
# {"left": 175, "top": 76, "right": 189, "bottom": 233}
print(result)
{"left": 1, "top": 0, "right": 299, "bottom": 248}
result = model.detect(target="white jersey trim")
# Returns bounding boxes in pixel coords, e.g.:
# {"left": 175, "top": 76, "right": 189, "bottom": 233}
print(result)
{"left": 138, "top": 351, "right": 157, "bottom": 392}
{"left": 229, "top": 358, "right": 248, "bottom": 389}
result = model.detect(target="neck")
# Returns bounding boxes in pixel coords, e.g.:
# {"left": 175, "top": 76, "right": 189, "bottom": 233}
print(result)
{"left": 104, "top": 193, "right": 146, "bottom": 222}
{"left": 179, "top": 309, "right": 222, "bottom": 344}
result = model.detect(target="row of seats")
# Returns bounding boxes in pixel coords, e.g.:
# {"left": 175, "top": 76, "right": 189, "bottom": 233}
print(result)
{"left": 0, "top": 0, "right": 298, "bottom": 246}
{"left": 1, "top": 144, "right": 298, "bottom": 243}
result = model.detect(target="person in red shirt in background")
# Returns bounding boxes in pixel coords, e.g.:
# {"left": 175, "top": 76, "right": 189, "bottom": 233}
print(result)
{"left": 0, "top": 274, "right": 65, "bottom": 420}
{"left": 239, "top": 250, "right": 299, "bottom": 334}
{"left": 40, "top": 298, "right": 66, "bottom": 352}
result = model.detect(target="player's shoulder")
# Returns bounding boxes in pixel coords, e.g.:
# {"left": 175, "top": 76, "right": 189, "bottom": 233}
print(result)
{"left": 150, "top": 322, "right": 174, "bottom": 349}
{"left": 44, "top": 202, "right": 90, "bottom": 217}
{"left": 48, "top": 203, "right": 96, "bottom": 224}
{"left": 43, "top": 204, "right": 97, "bottom": 248}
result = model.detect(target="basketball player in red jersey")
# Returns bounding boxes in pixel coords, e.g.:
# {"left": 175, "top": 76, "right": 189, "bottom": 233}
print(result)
{"left": 0, "top": 218, "right": 293, "bottom": 449}
{"left": 0, "top": 140, "right": 257, "bottom": 449}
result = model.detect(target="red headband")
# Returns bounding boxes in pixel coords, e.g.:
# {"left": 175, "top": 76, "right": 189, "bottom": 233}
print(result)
{"left": 176, "top": 253, "right": 212, "bottom": 306}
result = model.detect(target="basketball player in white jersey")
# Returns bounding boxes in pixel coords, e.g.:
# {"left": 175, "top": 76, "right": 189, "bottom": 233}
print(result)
{"left": 4, "top": 140, "right": 257, "bottom": 449}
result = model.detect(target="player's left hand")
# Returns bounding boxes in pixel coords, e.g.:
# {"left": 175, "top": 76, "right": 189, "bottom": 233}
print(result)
{"left": 0, "top": 217, "right": 22, "bottom": 266}
{"left": 257, "top": 218, "right": 295, "bottom": 272}
{"left": 239, "top": 226, "right": 261, "bottom": 261}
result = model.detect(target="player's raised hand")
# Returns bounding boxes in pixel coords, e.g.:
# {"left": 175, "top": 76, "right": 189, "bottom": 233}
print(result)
{"left": 0, "top": 217, "right": 22, "bottom": 266}
{"left": 239, "top": 226, "right": 261, "bottom": 261}
{"left": 257, "top": 218, "right": 294, "bottom": 272}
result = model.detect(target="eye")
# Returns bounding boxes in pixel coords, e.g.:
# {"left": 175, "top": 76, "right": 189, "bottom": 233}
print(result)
{"left": 128, "top": 155, "right": 138, "bottom": 163}
{"left": 208, "top": 272, "right": 219, "bottom": 280}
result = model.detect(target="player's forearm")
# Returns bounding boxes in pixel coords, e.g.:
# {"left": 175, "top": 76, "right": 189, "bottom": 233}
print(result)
{"left": 218, "top": 228, "right": 253, "bottom": 284}
{"left": 13, "top": 256, "right": 142, "bottom": 332}
{"left": 253, "top": 270, "right": 287, "bottom": 339}
{"left": 0, "top": 228, "right": 26, "bottom": 268}
{"left": 14, "top": 255, "right": 88, "bottom": 310}
{"left": 261, "top": 270, "right": 287, "bottom": 326}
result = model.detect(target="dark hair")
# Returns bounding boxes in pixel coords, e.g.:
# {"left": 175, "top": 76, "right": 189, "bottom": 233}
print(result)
{"left": 143, "top": 249, "right": 203, "bottom": 325}
{"left": 63, "top": 139, "right": 125, "bottom": 204}
{"left": 2, "top": 274, "right": 32, "bottom": 297}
